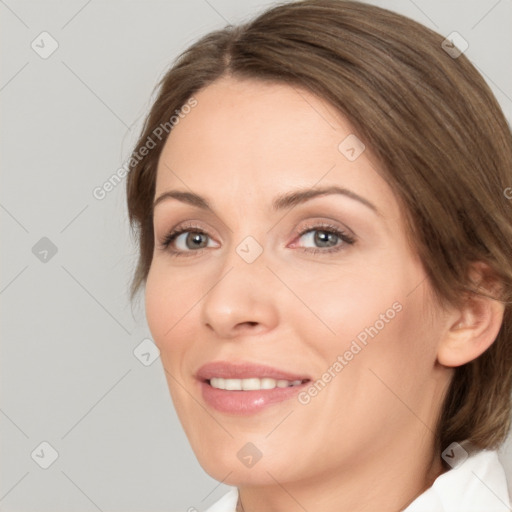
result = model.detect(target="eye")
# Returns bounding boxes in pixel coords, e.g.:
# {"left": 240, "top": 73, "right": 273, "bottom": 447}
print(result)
{"left": 158, "top": 222, "right": 356, "bottom": 257}
{"left": 158, "top": 223, "right": 218, "bottom": 257}
{"left": 292, "top": 223, "right": 355, "bottom": 254}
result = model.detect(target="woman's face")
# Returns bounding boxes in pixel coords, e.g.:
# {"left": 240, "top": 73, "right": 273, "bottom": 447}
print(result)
{"left": 146, "top": 76, "right": 451, "bottom": 487}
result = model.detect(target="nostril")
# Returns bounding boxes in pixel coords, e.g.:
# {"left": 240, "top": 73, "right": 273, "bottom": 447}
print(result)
{"left": 233, "top": 321, "right": 262, "bottom": 334}
{"left": 237, "top": 321, "right": 258, "bottom": 329}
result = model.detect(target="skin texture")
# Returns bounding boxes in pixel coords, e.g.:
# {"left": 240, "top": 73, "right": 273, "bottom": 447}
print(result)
{"left": 145, "top": 76, "right": 504, "bottom": 512}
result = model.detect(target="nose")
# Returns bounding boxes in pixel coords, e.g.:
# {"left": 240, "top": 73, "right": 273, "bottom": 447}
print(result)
{"left": 200, "top": 248, "right": 280, "bottom": 339}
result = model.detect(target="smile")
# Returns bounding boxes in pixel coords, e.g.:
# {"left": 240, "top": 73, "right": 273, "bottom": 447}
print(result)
{"left": 196, "top": 361, "right": 312, "bottom": 414}
{"left": 208, "top": 377, "right": 307, "bottom": 391}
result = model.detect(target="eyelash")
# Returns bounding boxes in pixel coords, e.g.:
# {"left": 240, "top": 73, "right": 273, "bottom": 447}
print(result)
{"left": 158, "top": 221, "right": 356, "bottom": 257}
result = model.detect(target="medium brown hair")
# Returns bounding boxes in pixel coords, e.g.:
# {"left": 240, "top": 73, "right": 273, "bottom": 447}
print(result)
{"left": 126, "top": 0, "right": 512, "bottom": 453}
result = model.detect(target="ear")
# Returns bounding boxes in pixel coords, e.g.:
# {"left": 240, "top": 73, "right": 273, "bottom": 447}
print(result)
{"left": 437, "top": 262, "right": 505, "bottom": 367}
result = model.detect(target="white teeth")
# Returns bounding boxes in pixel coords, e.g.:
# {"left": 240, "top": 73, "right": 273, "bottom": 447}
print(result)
{"left": 260, "top": 378, "right": 276, "bottom": 389}
{"left": 224, "top": 378, "right": 241, "bottom": 390}
{"left": 242, "top": 378, "right": 261, "bottom": 391}
{"left": 209, "top": 377, "right": 304, "bottom": 391}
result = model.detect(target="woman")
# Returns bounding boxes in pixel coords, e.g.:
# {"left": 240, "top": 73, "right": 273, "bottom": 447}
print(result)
{"left": 126, "top": 0, "right": 512, "bottom": 510}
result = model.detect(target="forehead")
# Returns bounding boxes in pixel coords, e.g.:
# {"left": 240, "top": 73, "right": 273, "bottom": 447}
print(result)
{"left": 158, "top": 76, "right": 346, "bottom": 171}
{"left": 154, "top": 76, "right": 397, "bottom": 217}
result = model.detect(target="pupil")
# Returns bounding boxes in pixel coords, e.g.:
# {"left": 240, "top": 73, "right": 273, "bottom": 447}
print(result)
{"left": 315, "top": 230, "right": 337, "bottom": 247}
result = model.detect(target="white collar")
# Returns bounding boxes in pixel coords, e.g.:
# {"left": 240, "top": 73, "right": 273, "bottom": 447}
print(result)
{"left": 403, "top": 448, "right": 511, "bottom": 511}
{"left": 204, "top": 448, "right": 511, "bottom": 512}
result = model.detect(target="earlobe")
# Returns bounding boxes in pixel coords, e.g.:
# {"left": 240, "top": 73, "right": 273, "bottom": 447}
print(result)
{"left": 437, "top": 266, "right": 505, "bottom": 368}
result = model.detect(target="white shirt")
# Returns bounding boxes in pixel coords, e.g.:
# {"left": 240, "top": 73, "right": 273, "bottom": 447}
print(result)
{"left": 204, "top": 449, "right": 511, "bottom": 511}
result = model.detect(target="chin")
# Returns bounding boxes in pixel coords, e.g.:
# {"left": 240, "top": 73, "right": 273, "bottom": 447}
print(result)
{"left": 202, "top": 460, "right": 289, "bottom": 487}
{"left": 191, "top": 436, "right": 301, "bottom": 486}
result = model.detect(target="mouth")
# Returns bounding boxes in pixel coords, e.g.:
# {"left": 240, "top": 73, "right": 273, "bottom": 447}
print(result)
{"left": 207, "top": 377, "right": 309, "bottom": 391}
{"left": 195, "top": 361, "right": 312, "bottom": 415}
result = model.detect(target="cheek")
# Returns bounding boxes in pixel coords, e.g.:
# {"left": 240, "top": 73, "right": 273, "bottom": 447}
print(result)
{"left": 295, "top": 291, "right": 437, "bottom": 449}
{"left": 336, "top": 285, "right": 439, "bottom": 421}
{"left": 145, "top": 266, "right": 170, "bottom": 346}
{"left": 289, "top": 255, "right": 435, "bottom": 391}
{"left": 144, "top": 262, "right": 200, "bottom": 353}
{"left": 145, "top": 265, "right": 201, "bottom": 413}
{"left": 282, "top": 262, "right": 407, "bottom": 346}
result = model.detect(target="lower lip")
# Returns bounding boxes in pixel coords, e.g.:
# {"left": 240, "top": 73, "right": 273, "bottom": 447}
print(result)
{"left": 199, "top": 380, "right": 309, "bottom": 415}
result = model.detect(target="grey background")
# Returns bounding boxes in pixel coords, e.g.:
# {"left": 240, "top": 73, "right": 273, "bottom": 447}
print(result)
{"left": 1, "top": 0, "right": 511, "bottom": 511}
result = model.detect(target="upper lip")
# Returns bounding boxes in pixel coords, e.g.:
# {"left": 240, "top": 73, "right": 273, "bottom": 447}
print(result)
{"left": 196, "top": 361, "right": 311, "bottom": 382}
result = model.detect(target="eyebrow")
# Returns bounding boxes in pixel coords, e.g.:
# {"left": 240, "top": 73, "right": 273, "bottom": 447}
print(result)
{"left": 152, "top": 185, "right": 379, "bottom": 215}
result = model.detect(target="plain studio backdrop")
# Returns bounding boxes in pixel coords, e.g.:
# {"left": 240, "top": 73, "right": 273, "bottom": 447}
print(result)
{"left": 1, "top": 0, "right": 511, "bottom": 511}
